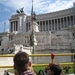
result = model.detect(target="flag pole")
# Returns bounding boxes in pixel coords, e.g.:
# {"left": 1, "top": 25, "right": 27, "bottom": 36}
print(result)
{"left": 31, "top": 0, "right": 34, "bottom": 54}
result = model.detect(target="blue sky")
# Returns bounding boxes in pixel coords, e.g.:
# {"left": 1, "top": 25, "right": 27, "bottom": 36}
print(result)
{"left": 0, "top": 0, "right": 75, "bottom": 32}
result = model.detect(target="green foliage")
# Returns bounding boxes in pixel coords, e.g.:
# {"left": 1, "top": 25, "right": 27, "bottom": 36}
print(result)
{"left": 8, "top": 65, "right": 74, "bottom": 74}
{"left": 62, "top": 65, "right": 74, "bottom": 74}
{"left": 8, "top": 69, "right": 15, "bottom": 73}
{"left": 33, "top": 66, "right": 45, "bottom": 72}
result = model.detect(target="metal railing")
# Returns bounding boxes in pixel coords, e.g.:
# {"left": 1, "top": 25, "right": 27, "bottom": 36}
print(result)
{"left": 0, "top": 53, "right": 74, "bottom": 68}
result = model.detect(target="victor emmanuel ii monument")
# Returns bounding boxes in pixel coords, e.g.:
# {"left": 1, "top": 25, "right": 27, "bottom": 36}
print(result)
{"left": 0, "top": 1, "right": 75, "bottom": 63}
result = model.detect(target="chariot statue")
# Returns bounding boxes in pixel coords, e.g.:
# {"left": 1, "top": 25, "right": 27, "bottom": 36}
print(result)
{"left": 16, "top": 7, "right": 24, "bottom": 13}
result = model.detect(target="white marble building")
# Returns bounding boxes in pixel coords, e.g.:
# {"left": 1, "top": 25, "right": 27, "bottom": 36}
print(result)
{"left": 1, "top": 3, "right": 75, "bottom": 51}
{"left": 0, "top": 3, "right": 75, "bottom": 63}
{"left": 4, "top": 3, "right": 75, "bottom": 50}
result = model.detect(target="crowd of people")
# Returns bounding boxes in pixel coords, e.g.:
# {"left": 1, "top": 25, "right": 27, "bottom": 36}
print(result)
{"left": 13, "top": 51, "right": 75, "bottom": 75}
{"left": 4, "top": 51, "right": 75, "bottom": 75}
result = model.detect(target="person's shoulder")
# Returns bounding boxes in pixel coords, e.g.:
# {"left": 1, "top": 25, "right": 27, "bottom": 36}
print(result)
{"left": 23, "top": 69, "right": 37, "bottom": 75}
{"left": 27, "top": 72, "right": 36, "bottom": 75}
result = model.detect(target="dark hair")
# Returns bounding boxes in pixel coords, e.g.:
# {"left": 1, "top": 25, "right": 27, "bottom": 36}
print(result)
{"left": 13, "top": 51, "right": 29, "bottom": 70}
{"left": 49, "top": 64, "right": 62, "bottom": 75}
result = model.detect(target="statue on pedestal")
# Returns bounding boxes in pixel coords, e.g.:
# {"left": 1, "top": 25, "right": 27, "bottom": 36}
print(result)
{"left": 16, "top": 7, "right": 24, "bottom": 13}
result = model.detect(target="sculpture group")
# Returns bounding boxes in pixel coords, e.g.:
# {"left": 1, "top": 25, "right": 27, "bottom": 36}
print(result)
{"left": 16, "top": 7, "right": 24, "bottom": 13}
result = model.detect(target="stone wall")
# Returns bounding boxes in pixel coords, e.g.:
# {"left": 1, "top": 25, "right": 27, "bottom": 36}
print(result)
{"left": 33, "top": 49, "right": 75, "bottom": 64}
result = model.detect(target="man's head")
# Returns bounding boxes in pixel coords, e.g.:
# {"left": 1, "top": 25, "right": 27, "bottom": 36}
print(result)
{"left": 13, "top": 51, "right": 29, "bottom": 71}
{"left": 47, "top": 64, "right": 62, "bottom": 75}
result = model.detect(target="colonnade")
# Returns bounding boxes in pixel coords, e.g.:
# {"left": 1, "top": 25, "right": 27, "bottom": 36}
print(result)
{"left": 38, "top": 15, "right": 74, "bottom": 31}
{"left": 10, "top": 15, "right": 74, "bottom": 32}
{"left": 10, "top": 21, "right": 18, "bottom": 32}
{"left": 26, "top": 15, "right": 74, "bottom": 32}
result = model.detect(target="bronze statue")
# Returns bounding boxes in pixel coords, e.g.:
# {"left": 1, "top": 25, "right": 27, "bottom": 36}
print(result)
{"left": 16, "top": 7, "right": 24, "bottom": 13}
{"left": 20, "top": 7, "right": 24, "bottom": 13}
{"left": 16, "top": 9, "right": 20, "bottom": 13}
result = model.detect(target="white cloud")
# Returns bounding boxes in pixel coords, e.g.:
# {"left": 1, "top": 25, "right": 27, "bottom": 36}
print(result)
{"left": 4, "top": 8, "right": 10, "bottom": 12}
{"left": 0, "top": 0, "right": 75, "bottom": 32}
{"left": 0, "top": 0, "right": 75, "bottom": 14}
{"left": 46, "top": 0, "right": 73, "bottom": 13}
{"left": 1, "top": 8, "right": 10, "bottom": 12}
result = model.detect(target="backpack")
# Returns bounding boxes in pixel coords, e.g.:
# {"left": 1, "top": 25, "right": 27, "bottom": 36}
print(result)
{"left": 7, "top": 72, "right": 10, "bottom": 75}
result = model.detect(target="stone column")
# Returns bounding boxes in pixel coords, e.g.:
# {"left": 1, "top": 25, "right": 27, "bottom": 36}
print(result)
{"left": 16, "top": 21, "right": 18, "bottom": 31}
{"left": 48, "top": 20, "right": 49, "bottom": 31}
{"left": 54, "top": 19, "right": 55, "bottom": 30}
{"left": 13, "top": 22, "right": 14, "bottom": 32}
{"left": 63, "top": 17, "right": 65, "bottom": 28}
{"left": 14, "top": 21, "right": 15, "bottom": 31}
{"left": 15, "top": 21, "right": 17, "bottom": 31}
{"left": 18, "top": 17, "right": 21, "bottom": 33}
{"left": 57, "top": 19, "right": 58, "bottom": 30}
{"left": 26, "top": 36, "right": 27, "bottom": 44}
{"left": 28, "top": 23, "right": 29, "bottom": 31}
{"left": 60, "top": 18, "right": 61, "bottom": 29}
{"left": 70, "top": 16, "right": 71, "bottom": 26}
{"left": 9, "top": 22, "right": 11, "bottom": 32}
{"left": 42, "top": 21, "right": 44, "bottom": 31}
{"left": 15, "top": 21, "right": 16, "bottom": 31}
{"left": 66, "top": 17, "right": 68, "bottom": 28}
{"left": 73, "top": 16, "right": 74, "bottom": 26}
{"left": 44, "top": 21, "right": 46, "bottom": 31}
{"left": 51, "top": 20, "right": 52, "bottom": 30}
{"left": 13, "top": 21, "right": 15, "bottom": 31}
